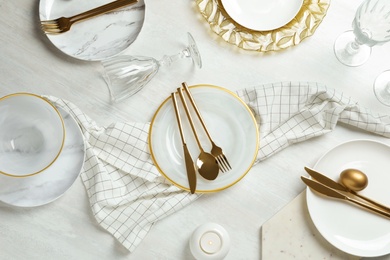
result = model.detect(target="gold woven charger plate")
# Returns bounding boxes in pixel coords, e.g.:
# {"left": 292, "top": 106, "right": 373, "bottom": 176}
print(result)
{"left": 195, "top": 0, "right": 331, "bottom": 52}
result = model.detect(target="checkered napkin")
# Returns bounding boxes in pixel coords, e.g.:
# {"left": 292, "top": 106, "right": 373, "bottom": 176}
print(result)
{"left": 46, "top": 81, "right": 390, "bottom": 253}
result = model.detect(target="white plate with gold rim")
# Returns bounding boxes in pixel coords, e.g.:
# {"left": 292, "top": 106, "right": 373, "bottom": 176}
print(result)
{"left": 220, "top": 0, "right": 303, "bottom": 31}
{"left": 306, "top": 139, "right": 390, "bottom": 257}
{"left": 39, "top": 0, "right": 145, "bottom": 61}
{"left": 149, "top": 85, "right": 259, "bottom": 193}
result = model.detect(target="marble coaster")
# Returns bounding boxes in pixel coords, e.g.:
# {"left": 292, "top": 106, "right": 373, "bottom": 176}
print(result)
{"left": 261, "top": 191, "right": 360, "bottom": 260}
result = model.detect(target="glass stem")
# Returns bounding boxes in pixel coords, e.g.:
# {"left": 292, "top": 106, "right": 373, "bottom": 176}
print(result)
{"left": 158, "top": 47, "right": 191, "bottom": 67}
{"left": 345, "top": 40, "right": 361, "bottom": 55}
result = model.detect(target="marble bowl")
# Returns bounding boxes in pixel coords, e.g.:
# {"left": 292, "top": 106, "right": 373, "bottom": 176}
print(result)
{"left": 0, "top": 93, "right": 65, "bottom": 177}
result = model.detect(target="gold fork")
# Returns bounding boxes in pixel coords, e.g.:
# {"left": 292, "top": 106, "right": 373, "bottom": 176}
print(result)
{"left": 41, "top": 0, "right": 138, "bottom": 34}
{"left": 182, "top": 82, "right": 232, "bottom": 173}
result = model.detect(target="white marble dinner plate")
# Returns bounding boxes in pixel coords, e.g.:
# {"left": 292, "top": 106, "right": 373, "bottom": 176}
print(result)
{"left": 149, "top": 85, "right": 259, "bottom": 193}
{"left": 39, "top": 0, "right": 145, "bottom": 61}
{"left": 220, "top": 0, "right": 303, "bottom": 31}
{"left": 306, "top": 139, "right": 390, "bottom": 257}
{"left": 0, "top": 107, "right": 86, "bottom": 207}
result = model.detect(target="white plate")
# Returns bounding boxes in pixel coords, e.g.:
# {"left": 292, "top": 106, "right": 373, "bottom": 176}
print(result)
{"left": 149, "top": 85, "right": 259, "bottom": 193}
{"left": 306, "top": 140, "right": 390, "bottom": 257}
{"left": 0, "top": 107, "right": 86, "bottom": 207}
{"left": 220, "top": 0, "right": 303, "bottom": 31}
{"left": 39, "top": 0, "right": 145, "bottom": 61}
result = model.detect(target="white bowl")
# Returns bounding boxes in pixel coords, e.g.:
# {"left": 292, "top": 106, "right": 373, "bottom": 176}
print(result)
{"left": 0, "top": 93, "right": 65, "bottom": 177}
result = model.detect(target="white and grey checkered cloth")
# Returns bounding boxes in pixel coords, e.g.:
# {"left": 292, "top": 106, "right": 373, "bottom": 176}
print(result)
{"left": 47, "top": 82, "right": 390, "bottom": 252}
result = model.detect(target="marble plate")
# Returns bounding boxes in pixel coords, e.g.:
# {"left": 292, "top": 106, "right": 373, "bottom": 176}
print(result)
{"left": 0, "top": 107, "right": 86, "bottom": 207}
{"left": 148, "top": 85, "right": 259, "bottom": 193}
{"left": 306, "top": 139, "right": 390, "bottom": 257}
{"left": 39, "top": 0, "right": 145, "bottom": 61}
{"left": 220, "top": 0, "right": 303, "bottom": 31}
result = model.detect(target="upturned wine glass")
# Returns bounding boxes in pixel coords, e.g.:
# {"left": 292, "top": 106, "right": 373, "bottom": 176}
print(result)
{"left": 373, "top": 70, "right": 390, "bottom": 106}
{"left": 334, "top": 0, "right": 390, "bottom": 67}
{"left": 102, "top": 32, "right": 202, "bottom": 103}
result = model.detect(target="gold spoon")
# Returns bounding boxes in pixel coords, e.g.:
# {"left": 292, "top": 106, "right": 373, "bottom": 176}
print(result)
{"left": 340, "top": 168, "right": 368, "bottom": 191}
{"left": 177, "top": 87, "right": 219, "bottom": 180}
{"left": 339, "top": 168, "right": 390, "bottom": 212}
{"left": 304, "top": 166, "right": 390, "bottom": 213}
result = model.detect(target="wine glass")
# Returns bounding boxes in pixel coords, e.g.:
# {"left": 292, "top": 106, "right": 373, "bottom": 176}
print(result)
{"left": 334, "top": 0, "right": 390, "bottom": 67}
{"left": 373, "top": 70, "right": 390, "bottom": 106}
{"left": 101, "top": 32, "right": 202, "bottom": 103}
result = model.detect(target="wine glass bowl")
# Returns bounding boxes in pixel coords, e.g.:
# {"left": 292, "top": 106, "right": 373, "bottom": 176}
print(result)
{"left": 334, "top": 0, "right": 390, "bottom": 67}
{"left": 373, "top": 70, "right": 390, "bottom": 106}
{"left": 102, "top": 32, "right": 202, "bottom": 103}
{"left": 353, "top": 0, "right": 390, "bottom": 46}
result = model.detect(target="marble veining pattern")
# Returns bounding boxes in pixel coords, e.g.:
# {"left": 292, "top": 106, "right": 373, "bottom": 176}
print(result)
{"left": 0, "top": 107, "right": 85, "bottom": 207}
{"left": 39, "top": 0, "right": 146, "bottom": 61}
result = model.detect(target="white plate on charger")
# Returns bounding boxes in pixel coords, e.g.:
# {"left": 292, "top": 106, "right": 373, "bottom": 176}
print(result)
{"left": 220, "top": 0, "right": 303, "bottom": 31}
{"left": 39, "top": 0, "right": 145, "bottom": 61}
{"left": 149, "top": 84, "right": 259, "bottom": 193}
{"left": 0, "top": 107, "right": 86, "bottom": 207}
{"left": 306, "top": 139, "right": 390, "bottom": 257}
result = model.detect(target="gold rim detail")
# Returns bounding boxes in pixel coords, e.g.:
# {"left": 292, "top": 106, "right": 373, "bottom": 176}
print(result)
{"left": 0, "top": 92, "right": 66, "bottom": 178}
{"left": 148, "top": 84, "right": 259, "bottom": 193}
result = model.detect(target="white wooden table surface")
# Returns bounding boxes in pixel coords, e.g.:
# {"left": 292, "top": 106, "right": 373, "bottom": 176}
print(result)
{"left": 1, "top": 0, "right": 390, "bottom": 259}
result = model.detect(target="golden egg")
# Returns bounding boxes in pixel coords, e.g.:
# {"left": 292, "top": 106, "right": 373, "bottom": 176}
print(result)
{"left": 340, "top": 168, "right": 368, "bottom": 191}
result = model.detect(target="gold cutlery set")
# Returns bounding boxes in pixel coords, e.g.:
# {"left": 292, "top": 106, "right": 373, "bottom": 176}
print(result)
{"left": 40, "top": 1, "right": 232, "bottom": 194}
{"left": 302, "top": 167, "right": 390, "bottom": 219}
{"left": 172, "top": 83, "right": 231, "bottom": 194}
{"left": 40, "top": 0, "right": 138, "bottom": 34}
{"left": 39, "top": 0, "right": 387, "bottom": 223}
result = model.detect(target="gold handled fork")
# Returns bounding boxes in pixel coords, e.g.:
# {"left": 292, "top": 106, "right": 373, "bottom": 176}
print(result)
{"left": 182, "top": 82, "right": 232, "bottom": 173}
{"left": 41, "top": 0, "right": 138, "bottom": 34}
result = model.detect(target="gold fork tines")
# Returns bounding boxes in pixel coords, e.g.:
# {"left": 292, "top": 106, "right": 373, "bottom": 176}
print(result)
{"left": 181, "top": 82, "right": 232, "bottom": 173}
{"left": 41, "top": 0, "right": 138, "bottom": 34}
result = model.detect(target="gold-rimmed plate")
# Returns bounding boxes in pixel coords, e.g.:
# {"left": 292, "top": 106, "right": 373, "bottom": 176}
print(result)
{"left": 196, "top": 0, "right": 330, "bottom": 52}
{"left": 0, "top": 107, "right": 85, "bottom": 207}
{"left": 148, "top": 85, "right": 259, "bottom": 193}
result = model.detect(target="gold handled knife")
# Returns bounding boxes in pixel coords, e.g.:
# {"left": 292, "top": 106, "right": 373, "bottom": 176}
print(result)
{"left": 304, "top": 166, "right": 390, "bottom": 212}
{"left": 301, "top": 176, "right": 390, "bottom": 219}
{"left": 171, "top": 93, "right": 197, "bottom": 194}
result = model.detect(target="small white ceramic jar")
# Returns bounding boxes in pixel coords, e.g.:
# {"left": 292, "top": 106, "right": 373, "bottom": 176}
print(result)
{"left": 189, "top": 223, "right": 230, "bottom": 260}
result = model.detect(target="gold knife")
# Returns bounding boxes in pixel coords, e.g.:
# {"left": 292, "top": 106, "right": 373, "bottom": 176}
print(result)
{"left": 301, "top": 176, "right": 390, "bottom": 219}
{"left": 304, "top": 166, "right": 390, "bottom": 212}
{"left": 171, "top": 93, "right": 197, "bottom": 194}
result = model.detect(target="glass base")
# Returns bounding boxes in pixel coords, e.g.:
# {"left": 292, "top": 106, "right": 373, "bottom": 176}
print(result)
{"left": 373, "top": 70, "right": 390, "bottom": 106}
{"left": 334, "top": 31, "right": 372, "bottom": 67}
{"left": 187, "top": 32, "right": 202, "bottom": 69}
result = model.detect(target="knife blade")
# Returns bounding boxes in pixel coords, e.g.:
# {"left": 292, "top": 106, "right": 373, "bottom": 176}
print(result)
{"left": 304, "top": 166, "right": 390, "bottom": 212}
{"left": 171, "top": 93, "right": 197, "bottom": 194}
{"left": 301, "top": 176, "right": 390, "bottom": 219}
{"left": 301, "top": 176, "right": 346, "bottom": 200}
{"left": 304, "top": 166, "right": 348, "bottom": 192}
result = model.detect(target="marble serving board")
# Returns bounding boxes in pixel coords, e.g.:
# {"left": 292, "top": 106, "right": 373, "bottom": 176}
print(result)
{"left": 261, "top": 191, "right": 360, "bottom": 260}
